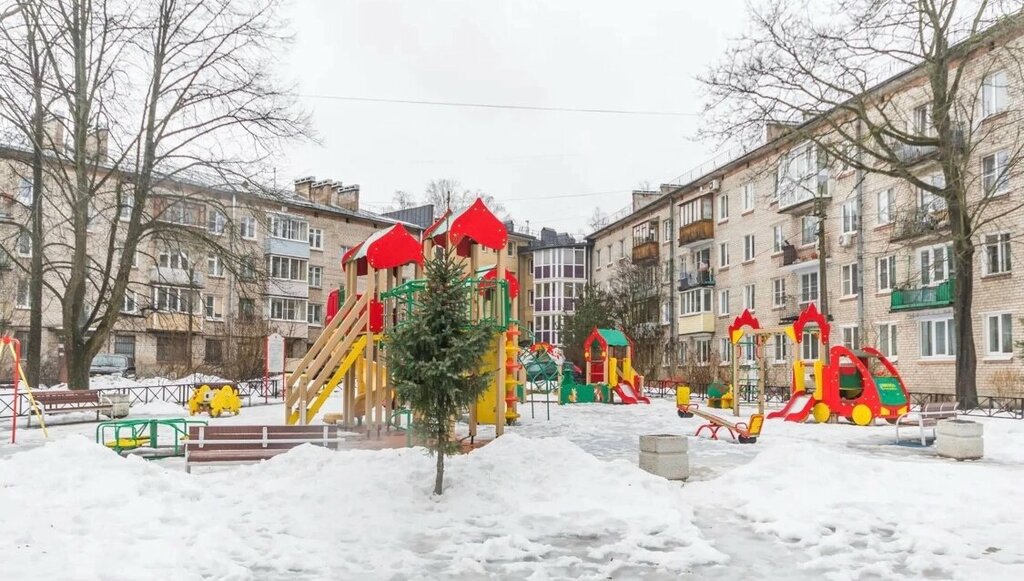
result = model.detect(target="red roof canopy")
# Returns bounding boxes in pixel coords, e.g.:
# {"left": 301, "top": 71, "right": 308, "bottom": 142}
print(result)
{"left": 342, "top": 223, "right": 423, "bottom": 275}
{"left": 481, "top": 268, "right": 520, "bottom": 298}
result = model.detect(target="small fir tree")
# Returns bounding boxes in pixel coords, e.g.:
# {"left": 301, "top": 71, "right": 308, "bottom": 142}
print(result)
{"left": 386, "top": 248, "right": 494, "bottom": 495}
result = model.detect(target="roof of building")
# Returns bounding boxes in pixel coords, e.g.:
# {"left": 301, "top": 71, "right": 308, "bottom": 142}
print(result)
{"left": 382, "top": 204, "right": 436, "bottom": 229}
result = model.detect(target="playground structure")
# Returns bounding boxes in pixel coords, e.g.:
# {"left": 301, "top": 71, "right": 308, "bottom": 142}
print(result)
{"left": 285, "top": 198, "right": 526, "bottom": 440}
{"left": 97, "top": 417, "right": 208, "bottom": 457}
{"left": 679, "top": 403, "right": 764, "bottom": 443}
{"left": 765, "top": 304, "right": 912, "bottom": 426}
{"left": 518, "top": 342, "right": 559, "bottom": 420}
{"left": 1, "top": 335, "right": 47, "bottom": 444}
{"left": 726, "top": 309, "right": 800, "bottom": 417}
{"left": 575, "top": 328, "right": 649, "bottom": 405}
{"left": 187, "top": 384, "right": 242, "bottom": 417}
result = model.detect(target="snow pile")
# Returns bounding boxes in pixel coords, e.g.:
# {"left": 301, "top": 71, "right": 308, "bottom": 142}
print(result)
{"left": 130, "top": 399, "right": 189, "bottom": 417}
{"left": 685, "top": 441, "right": 1024, "bottom": 580}
{"left": 0, "top": 434, "right": 724, "bottom": 579}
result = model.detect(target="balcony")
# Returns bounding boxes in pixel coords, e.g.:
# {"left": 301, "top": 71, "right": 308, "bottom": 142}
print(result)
{"left": 778, "top": 241, "right": 830, "bottom": 271}
{"left": 678, "top": 219, "right": 714, "bottom": 247}
{"left": 265, "top": 236, "right": 310, "bottom": 259}
{"left": 266, "top": 278, "right": 310, "bottom": 299}
{"left": 890, "top": 207, "right": 950, "bottom": 243}
{"left": 148, "top": 311, "right": 204, "bottom": 333}
{"left": 893, "top": 143, "right": 939, "bottom": 167}
{"left": 777, "top": 180, "right": 830, "bottom": 213}
{"left": 678, "top": 269, "right": 715, "bottom": 291}
{"left": 890, "top": 280, "right": 954, "bottom": 312}
{"left": 778, "top": 295, "right": 833, "bottom": 324}
{"left": 631, "top": 239, "right": 659, "bottom": 264}
{"left": 149, "top": 266, "right": 205, "bottom": 288}
{"left": 678, "top": 312, "right": 715, "bottom": 335}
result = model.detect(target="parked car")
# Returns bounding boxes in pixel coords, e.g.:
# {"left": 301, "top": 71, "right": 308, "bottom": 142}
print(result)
{"left": 89, "top": 353, "right": 135, "bottom": 378}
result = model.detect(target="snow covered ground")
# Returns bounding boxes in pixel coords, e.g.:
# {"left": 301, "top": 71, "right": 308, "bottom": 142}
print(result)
{"left": 2, "top": 395, "right": 1024, "bottom": 579}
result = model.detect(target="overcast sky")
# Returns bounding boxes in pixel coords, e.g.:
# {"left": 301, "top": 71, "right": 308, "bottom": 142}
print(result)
{"left": 280, "top": 0, "right": 751, "bottom": 236}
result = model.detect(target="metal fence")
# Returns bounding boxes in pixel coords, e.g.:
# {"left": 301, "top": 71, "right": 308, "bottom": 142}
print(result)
{"left": 0, "top": 377, "right": 282, "bottom": 420}
{"left": 908, "top": 392, "right": 1024, "bottom": 420}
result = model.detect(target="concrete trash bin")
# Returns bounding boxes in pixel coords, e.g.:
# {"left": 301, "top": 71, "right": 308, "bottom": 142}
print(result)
{"left": 639, "top": 434, "right": 689, "bottom": 480}
{"left": 100, "top": 393, "right": 130, "bottom": 419}
{"left": 936, "top": 419, "right": 983, "bottom": 460}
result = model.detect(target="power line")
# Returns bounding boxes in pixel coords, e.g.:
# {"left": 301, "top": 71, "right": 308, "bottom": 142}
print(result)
{"left": 298, "top": 94, "right": 698, "bottom": 117}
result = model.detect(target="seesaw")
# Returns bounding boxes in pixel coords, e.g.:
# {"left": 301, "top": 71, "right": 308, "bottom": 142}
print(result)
{"left": 677, "top": 403, "right": 763, "bottom": 444}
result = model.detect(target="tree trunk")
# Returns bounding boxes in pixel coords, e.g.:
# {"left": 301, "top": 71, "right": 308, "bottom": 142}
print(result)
{"left": 66, "top": 340, "right": 91, "bottom": 390}
{"left": 26, "top": 16, "right": 44, "bottom": 387}
{"left": 953, "top": 244, "right": 978, "bottom": 408}
{"left": 433, "top": 442, "right": 445, "bottom": 495}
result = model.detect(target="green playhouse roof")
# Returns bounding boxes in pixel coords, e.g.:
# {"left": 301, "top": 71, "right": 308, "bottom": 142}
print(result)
{"left": 598, "top": 329, "right": 630, "bottom": 347}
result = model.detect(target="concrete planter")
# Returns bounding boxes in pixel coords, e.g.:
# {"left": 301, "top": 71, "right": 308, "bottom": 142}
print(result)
{"left": 100, "top": 393, "right": 130, "bottom": 419}
{"left": 639, "top": 434, "right": 689, "bottom": 481}
{"left": 936, "top": 419, "right": 983, "bottom": 460}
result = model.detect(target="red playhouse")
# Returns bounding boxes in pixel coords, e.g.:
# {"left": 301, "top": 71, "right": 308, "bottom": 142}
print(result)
{"left": 582, "top": 328, "right": 649, "bottom": 404}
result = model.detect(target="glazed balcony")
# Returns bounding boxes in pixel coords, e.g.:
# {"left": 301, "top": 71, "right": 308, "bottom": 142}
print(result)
{"left": 678, "top": 219, "right": 714, "bottom": 247}
{"left": 631, "top": 240, "right": 659, "bottom": 264}
{"left": 677, "top": 269, "right": 715, "bottom": 291}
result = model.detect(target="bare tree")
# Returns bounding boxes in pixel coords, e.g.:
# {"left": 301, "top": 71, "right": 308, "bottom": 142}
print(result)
{"left": 0, "top": 0, "right": 309, "bottom": 389}
{"left": 388, "top": 189, "right": 416, "bottom": 211}
{"left": 422, "top": 178, "right": 508, "bottom": 217}
{"left": 587, "top": 206, "right": 607, "bottom": 232}
{"left": 608, "top": 258, "right": 664, "bottom": 378}
{"left": 701, "top": 1, "right": 1024, "bottom": 406}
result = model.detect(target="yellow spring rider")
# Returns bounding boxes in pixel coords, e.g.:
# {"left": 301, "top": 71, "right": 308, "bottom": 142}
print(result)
{"left": 188, "top": 384, "right": 241, "bottom": 417}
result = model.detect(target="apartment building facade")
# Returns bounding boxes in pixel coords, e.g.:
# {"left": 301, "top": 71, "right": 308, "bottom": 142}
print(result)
{"left": 516, "top": 227, "right": 588, "bottom": 346}
{"left": 589, "top": 25, "right": 1024, "bottom": 397}
{"left": 0, "top": 159, "right": 409, "bottom": 380}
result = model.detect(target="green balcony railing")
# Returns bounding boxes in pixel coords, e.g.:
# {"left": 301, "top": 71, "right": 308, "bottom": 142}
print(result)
{"left": 890, "top": 279, "right": 954, "bottom": 312}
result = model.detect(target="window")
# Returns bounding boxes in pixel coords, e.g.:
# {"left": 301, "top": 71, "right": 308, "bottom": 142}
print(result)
{"left": 154, "top": 286, "right": 191, "bottom": 313}
{"left": 269, "top": 256, "right": 307, "bottom": 281}
{"left": 114, "top": 335, "right": 136, "bottom": 359}
{"left": 240, "top": 216, "right": 257, "bottom": 240}
{"left": 877, "top": 255, "right": 896, "bottom": 292}
{"left": 662, "top": 219, "right": 672, "bottom": 242}
{"left": 617, "top": 240, "right": 624, "bottom": 259}
{"left": 205, "top": 339, "right": 224, "bottom": 365}
{"left": 309, "top": 228, "right": 324, "bottom": 250}
{"left": 801, "top": 331, "right": 820, "bottom": 361}
{"left": 841, "top": 199, "right": 859, "bottom": 234}
{"left": 595, "top": 248, "right": 601, "bottom": 266}
{"left": 16, "top": 231, "right": 31, "bottom": 256}
{"left": 158, "top": 250, "right": 190, "bottom": 270}
{"left": 799, "top": 272, "right": 819, "bottom": 304}
{"left": 163, "top": 201, "right": 204, "bottom": 226}
{"left": 16, "top": 277, "right": 29, "bottom": 308}
{"left": 606, "top": 245, "right": 612, "bottom": 265}
{"left": 740, "top": 338, "right": 755, "bottom": 363}
{"left": 986, "top": 313, "right": 1013, "bottom": 357}
{"left": 773, "top": 333, "right": 789, "bottom": 362}
{"left": 983, "top": 233, "right": 1011, "bottom": 275}
{"left": 693, "top": 338, "right": 711, "bottom": 365}
{"left": 718, "top": 289, "right": 730, "bottom": 316}
{"left": 156, "top": 335, "right": 186, "bottom": 363}
{"left": 919, "top": 244, "right": 953, "bottom": 285}
{"left": 680, "top": 287, "right": 713, "bottom": 315}
{"left": 981, "top": 70, "right": 1008, "bottom": 118}
{"left": 308, "top": 303, "right": 324, "bottom": 326}
{"left": 269, "top": 214, "right": 308, "bottom": 241}
{"left": 982, "top": 151, "right": 1010, "bottom": 196}
{"left": 920, "top": 317, "right": 956, "bottom": 358}
{"left": 718, "top": 242, "right": 730, "bottom": 268}
{"left": 742, "top": 182, "right": 755, "bottom": 212}
{"left": 204, "top": 295, "right": 222, "bottom": 319}
{"left": 919, "top": 174, "right": 947, "bottom": 211}
{"left": 308, "top": 265, "right": 323, "bottom": 288}
{"left": 720, "top": 338, "right": 732, "bottom": 364}
{"left": 207, "top": 210, "right": 226, "bottom": 235}
{"left": 119, "top": 194, "right": 134, "bottom": 221}
{"left": 772, "top": 225, "right": 784, "bottom": 253}
{"left": 913, "top": 103, "right": 932, "bottom": 136}
{"left": 877, "top": 323, "right": 897, "bottom": 358}
{"left": 841, "top": 326, "right": 860, "bottom": 349}
{"left": 269, "top": 297, "right": 305, "bottom": 321}
{"left": 841, "top": 263, "right": 859, "bottom": 297}
{"left": 527, "top": 289, "right": 534, "bottom": 306}
{"left": 679, "top": 197, "right": 713, "bottom": 226}
{"left": 876, "top": 189, "right": 893, "bottom": 225}
{"left": 16, "top": 178, "right": 32, "bottom": 205}
{"left": 772, "top": 278, "right": 786, "bottom": 307}
{"left": 717, "top": 193, "right": 729, "bottom": 222}
{"left": 743, "top": 235, "right": 755, "bottom": 262}
{"left": 743, "top": 284, "right": 756, "bottom": 312}
{"left": 801, "top": 216, "right": 818, "bottom": 245}
{"left": 207, "top": 255, "right": 225, "bottom": 277}
{"left": 239, "top": 298, "right": 256, "bottom": 319}
{"left": 239, "top": 258, "right": 256, "bottom": 281}
{"left": 121, "top": 290, "right": 138, "bottom": 314}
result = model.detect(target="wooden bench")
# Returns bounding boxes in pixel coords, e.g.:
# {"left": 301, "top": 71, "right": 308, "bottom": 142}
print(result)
{"left": 895, "top": 401, "right": 959, "bottom": 446}
{"left": 28, "top": 390, "right": 114, "bottom": 427}
{"left": 184, "top": 425, "right": 345, "bottom": 472}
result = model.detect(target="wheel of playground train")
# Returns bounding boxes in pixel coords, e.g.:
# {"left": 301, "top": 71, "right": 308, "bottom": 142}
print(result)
{"left": 811, "top": 402, "right": 831, "bottom": 423}
{"left": 850, "top": 404, "right": 874, "bottom": 426}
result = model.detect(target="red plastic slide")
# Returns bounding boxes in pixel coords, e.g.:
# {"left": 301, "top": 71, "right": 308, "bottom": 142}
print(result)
{"left": 767, "top": 393, "right": 815, "bottom": 422}
{"left": 614, "top": 381, "right": 650, "bottom": 404}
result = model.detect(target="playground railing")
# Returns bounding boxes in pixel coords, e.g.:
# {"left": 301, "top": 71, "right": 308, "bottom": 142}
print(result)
{"left": 0, "top": 377, "right": 282, "bottom": 421}
{"left": 908, "top": 392, "right": 1024, "bottom": 420}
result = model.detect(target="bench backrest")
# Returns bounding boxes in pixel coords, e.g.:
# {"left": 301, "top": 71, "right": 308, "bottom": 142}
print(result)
{"left": 921, "top": 401, "right": 958, "bottom": 416}
{"left": 33, "top": 390, "right": 101, "bottom": 405}
{"left": 185, "top": 425, "right": 339, "bottom": 450}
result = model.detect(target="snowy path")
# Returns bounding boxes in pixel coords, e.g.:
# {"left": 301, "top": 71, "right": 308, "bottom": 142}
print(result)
{"left": 3, "top": 395, "right": 1024, "bottom": 579}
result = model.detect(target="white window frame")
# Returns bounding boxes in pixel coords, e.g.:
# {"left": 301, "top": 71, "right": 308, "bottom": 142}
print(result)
{"left": 801, "top": 331, "right": 820, "bottom": 361}
{"left": 680, "top": 287, "right": 713, "bottom": 315}
{"left": 694, "top": 338, "right": 712, "bottom": 365}
{"left": 985, "top": 312, "right": 1014, "bottom": 358}
{"left": 743, "top": 234, "right": 755, "bottom": 262}
{"left": 207, "top": 209, "right": 226, "bottom": 235}
{"left": 153, "top": 286, "right": 191, "bottom": 313}
{"left": 799, "top": 271, "right": 819, "bottom": 304}
{"left": 307, "top": 303, "right": 325, "bottom": 327}
{"left": 269, "top": 214, "right": 308, "bottom": 242}
{"left": 717, "top": 193, "right": 729, "bottom": 222}
{"left": 741, "top": 182, "right": 755, "bottom": 212}
{"left": 204, "top": 295, "right": 223, "bottom": 320}
{"left": 16, "top": 178, "right": 33, "bottom": 205}
{"left": 16, "top": 231, "right": 31, "bottom": 257}
{"left": 119, "top": 193, "right": 134, "bottom": 221}
{"left": 983, "top": 233, "right": 1011, "bottom": 276}
{"left": 801, "top": 216, "right": 818, "bottom": 245}
{"left": 982, "top": 150, "right": 1010, "bottom": 196}
{"left": 158, "top": 250, "right": 190, "bottom": 270}
{"left": 207, "top": 255, "right": 225, "bottom": 278}
{"left": 920, "top": 316, "right": 956, "bottom": 359}
{"left": 718, "top": 289, "right": 730, "bottom": 316}
{"left": 841, "top": 199, "right": 859, "bottom": 234}
{"left": 877, "top": 255, "right": 896, "bottom": 293}
{"left": 876, "top": 189, "right": 893, "bottom": 226}
{"left": 720, "top": 337, "right": 732, "bottom": 364}
{"left": 772, "top": 225, "right": 784, "bottom": 253}
{"left": 16, "top": 277, "right": 30, "bottom": 309}
{"left": 240, "top": 216, "right": 257, "bottom": 240}
{"left": 121, "top": 290, "right": 138, "bottom": 314}
{"left": 877, "top": 323, "right": 898, "bottom": 359}
{"left": 773, "top": 333, "right": 789, "bottom": 363}
{"left": 309, "top": 227, "right": 324, "bottom": 250}
{"left": 268, "top": 297, "right": 306, "bottom": 322}
{"left": 743, "top": 284, "right": 756, "bottom": 312}
{"left": 841, "top": 263, "right": 859, "bottom": 297}
{"left": 981, "top": 70, "right": 1008, "bottom": 118}
{"left": 718, "top": 241, "right": 730, "bottom": 268}
{"left": 919, "top": 244, "right": 953, "bottom": 286}
{"left": 308, "top": 265, "right": 323, "bottom": 289}
{"left": 772, "top": 278, "right": 786, "bottom": 308}
{"left": 269, "top": 255, "right": 307, "bottom": 281}
{"left": 840, "top": 325, "right": 860, "bottom": 349}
